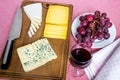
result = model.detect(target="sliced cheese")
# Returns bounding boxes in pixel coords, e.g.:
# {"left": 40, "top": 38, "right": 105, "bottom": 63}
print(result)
{"left": 44, "top": 24, "right": 67, "bottom": 31}
{"left": 46, "top": 5, "right": 69, "bottom": 25}
{"left": 44, "top": 29, "right": 67, "bottom": 34}
{"left": 28, "top": 31, "right": 32, "bottom": 37}
{"left": 32, "top": 21, "right": 39, "bottom": 29}
{"left": 29, "top": 27, "right": 35, "bottom": 35}
{"left": 44, "top": 32, "right": 67, "bottom": 39}
{"left": 44, "top": 5, "right": 69, "bottom": 40}
{"left": 31, "top": 23, "right": 37, "bottom": 32}
{"left": 23, "top": 3, "right": 43, "bottom": 38}
{"left": 43, "top": 24, "right": 67, "bottom": 39}
{"left": 44, "top": 31, "right": 67, "bottom": 36}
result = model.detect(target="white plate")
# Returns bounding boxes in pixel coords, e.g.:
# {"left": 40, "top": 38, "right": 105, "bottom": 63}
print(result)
{"left": 71, "top": 13, "right": 116, "bottom": 48}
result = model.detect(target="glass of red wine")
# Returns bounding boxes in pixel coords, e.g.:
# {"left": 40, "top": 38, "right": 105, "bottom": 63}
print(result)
{"left": 69, "top": 43, "right": 92, "bottom": 78}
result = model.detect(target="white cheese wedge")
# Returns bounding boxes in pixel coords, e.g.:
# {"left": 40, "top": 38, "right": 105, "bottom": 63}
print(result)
{"left": 28, "top": 21, "right": 39, "bottom": 37}
{"left": 29, "top": 26, "right": 35, "bottom": 35}
{"left": 23, "top": 3, "right": 42, "bottom": 22}
{"left": 28, "top": 31, "right": 32, "bottom": 38}
{"left": 17, "top": 38, "right": 57, "bottom": 72}
{"left": 31, "top": 23, "right": 37, "bottom": 32}
{"left": 23, "top": 3, "right": 42, "bottom": 37}
{"left": 31, "top": 20, "right": 39, "bottom": 29}
{"left": 32, "top": 17, "right": 41, "bottom": 26}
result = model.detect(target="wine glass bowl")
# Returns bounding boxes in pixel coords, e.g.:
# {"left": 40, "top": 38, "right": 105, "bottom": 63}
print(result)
{"left": 69, "top": 43, "right": 92, "bottom": 77}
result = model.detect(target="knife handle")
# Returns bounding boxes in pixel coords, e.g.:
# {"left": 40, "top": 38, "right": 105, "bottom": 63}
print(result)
{"left": 1, "top": 40, "right": 14, "bottom": 69}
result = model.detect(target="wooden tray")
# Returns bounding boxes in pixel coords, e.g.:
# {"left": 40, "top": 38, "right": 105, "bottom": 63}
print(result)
{"left": 0, "top": 1, "right": 73, "bottom": 80}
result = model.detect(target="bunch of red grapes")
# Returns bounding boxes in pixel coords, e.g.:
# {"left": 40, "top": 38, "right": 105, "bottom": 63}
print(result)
{"left": 76, "top": 11, "right": 112, "bottom": 48}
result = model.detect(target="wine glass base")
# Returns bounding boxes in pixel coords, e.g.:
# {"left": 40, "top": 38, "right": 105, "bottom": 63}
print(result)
{"left": 68, "top": 64, "right": 85, "bottom": 77}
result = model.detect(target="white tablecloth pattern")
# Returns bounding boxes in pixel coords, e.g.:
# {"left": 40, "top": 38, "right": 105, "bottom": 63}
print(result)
{"left": 85, "top": 38, "right": 120, "bottom": 80}
{"left": 94, "top": 39, "right": 120, "bottom": 80}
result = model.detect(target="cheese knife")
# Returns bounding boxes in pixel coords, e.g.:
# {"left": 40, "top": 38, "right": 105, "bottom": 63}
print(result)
{"left": 1, "top": 7, "right": 22, "bottom": 69}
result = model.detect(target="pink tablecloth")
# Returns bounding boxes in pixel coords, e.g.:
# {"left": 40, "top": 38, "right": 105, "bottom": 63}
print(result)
{"left": 0, "top": 0, "right": 120, "bottom": 80}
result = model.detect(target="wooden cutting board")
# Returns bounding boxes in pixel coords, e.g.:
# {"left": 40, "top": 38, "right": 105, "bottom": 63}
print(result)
{"left": 0, "top": 1, "right": 73, "bottom": 80}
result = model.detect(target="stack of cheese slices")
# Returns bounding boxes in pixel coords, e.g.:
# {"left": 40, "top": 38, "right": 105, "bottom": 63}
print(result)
{"left": 23, "top": 3, "right": 42, "bottom": 37}
{"left": 43, "top": 5, "right": 69, "bottom": 40}
{"left": 17, "top": 38, "right": 57, "bottom": 72}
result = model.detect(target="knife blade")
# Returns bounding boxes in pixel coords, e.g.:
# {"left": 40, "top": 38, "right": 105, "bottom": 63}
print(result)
{"left": 1, "top": 7, "right": 22, "bottom": 69}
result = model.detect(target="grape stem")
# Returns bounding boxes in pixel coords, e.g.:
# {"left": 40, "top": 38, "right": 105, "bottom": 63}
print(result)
{"left": 91, "top": 19, "right": 104, "bottom": 37}
{"left": 94, "top": 20, "right": 104, "bottom": 28}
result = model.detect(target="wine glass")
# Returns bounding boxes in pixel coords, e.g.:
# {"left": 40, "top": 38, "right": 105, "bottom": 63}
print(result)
{"left": 68, "top": 43, "right": 92, "bottom": 78}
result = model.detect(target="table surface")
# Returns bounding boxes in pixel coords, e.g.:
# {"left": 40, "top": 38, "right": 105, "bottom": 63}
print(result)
{"left": 0, "top": 0, "right": 120, "bottom": 80}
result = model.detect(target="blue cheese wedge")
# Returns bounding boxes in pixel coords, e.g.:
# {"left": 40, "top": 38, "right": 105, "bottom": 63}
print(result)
{"left": 17, "top": 38, "right": 57, "bottom": 72}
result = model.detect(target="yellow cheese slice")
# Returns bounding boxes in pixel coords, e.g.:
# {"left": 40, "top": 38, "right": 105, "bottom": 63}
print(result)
{"left": 44, "top": 27, "right": 67, "bottom": 34}
{"left": 44, "top": 31, "right": 67, "bottom": 35}
{"left": 46, "top": 5, "right": 69, "bottom": 25}
{"left": 43, "top": 24, "right": 68, "bottom": 39}
{"left": 44, "top": 31, "right": 67, "bottom": 39}
{"left": 44, "top": 29, "right": 66, "bottom": 34}
{"left": 44, "top": 24, "right": 67, "bottom": 31}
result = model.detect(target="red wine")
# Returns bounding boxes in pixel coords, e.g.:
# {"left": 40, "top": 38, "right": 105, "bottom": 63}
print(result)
{"left": 70, "top": 48, "right": 92, "bottom": 69}
{"left": 71, "top": 48, "right": 91, "bottom": 62}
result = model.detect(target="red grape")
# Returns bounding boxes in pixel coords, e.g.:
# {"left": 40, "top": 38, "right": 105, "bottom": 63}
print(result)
{"left": 86, "top": 14, "right": 94, "bottom": 21}
{"left": 86, "top": 41, "right": 92, "bottom": 48}
{"left": 89, "top": 22, "right": 95, "bottom": 28}
{"left": 79, "top": 16, "right": 86, "bottom": 21}
{"left": 97, "top": 27, "right": 103, "bottom": 33}
{"left": 97, "top": 32, "right": 103, "bottom": 40}
{"left": 104, "top": 33, "right": 110, "bottom": 39}
{"left": 75, "top": 10, "right": 112, "bottom": 48}
{"left": 93, "top": 15, "right": 98, "bottom": 19}
{"left": 81, "top": 20, "right": 88, "bottom": 26}
{"left": 100, "top": 19, "right": 106, "bottom": 26}
{"left": 75, "top": 33, "right": 81, "bottom": 40}
{"left": 101, "top": 13, "right": 107, "bottom": 18}
{"left": 77, "top": 26, "right": 81, "bottom": 32}
{"left": 104, "top": 28, "right": 109, "bottom": 33}
{"left": 78, "top": 27, "right": 86, "bottom": 35}
{"left": 104, "top": 17, "right": 110, "bottom": 22}
{"left": 91, "top": 34, "right": 97, "bottom": 42}
{"left": 95, "top": 11, "right": 100, "bottom": 17}
{"left": 82, "top": 36, "right": 91, "bottom": 43}
{"left": 86, "top": 32, "right": 91, "bottom": 36}
{"left": 86, "top": 27, "right": 92, "bottom": 33}
{"left": 105, "top": 21, "right": 112, "bottom": 28}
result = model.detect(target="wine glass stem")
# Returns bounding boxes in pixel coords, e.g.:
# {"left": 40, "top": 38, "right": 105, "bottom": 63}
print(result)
{"left": 74, "top": 68, "right": 85, "bottom": 77}
{"left": 69, "top": 64, "right": 85, "bottom": 77}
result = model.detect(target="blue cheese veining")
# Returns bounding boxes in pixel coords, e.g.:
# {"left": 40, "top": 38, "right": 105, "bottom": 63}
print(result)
{"left": 17, "top": 38, "right": 57, "bottom": 72}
